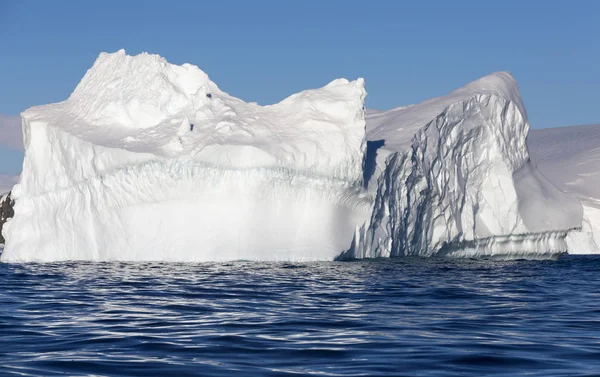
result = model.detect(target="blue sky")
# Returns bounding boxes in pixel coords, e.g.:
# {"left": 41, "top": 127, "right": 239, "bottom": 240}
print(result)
{"left": 0, "top": 0, "right": 598, "bottom": 174}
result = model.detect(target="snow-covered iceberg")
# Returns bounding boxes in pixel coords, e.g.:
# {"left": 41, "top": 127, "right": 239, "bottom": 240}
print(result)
{"left": 2, "top": 50, "right": 370, "bottom": 262}
{"left": 0, "top": 51, "right": 584, "bottom": 262}
{"left": 341, "top": 73, "right": 582, "bottom": 259}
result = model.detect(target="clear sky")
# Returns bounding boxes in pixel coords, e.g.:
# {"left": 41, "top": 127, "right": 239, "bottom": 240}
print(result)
{"left": 0, "top": 0, "right": 598, "bottom": 174}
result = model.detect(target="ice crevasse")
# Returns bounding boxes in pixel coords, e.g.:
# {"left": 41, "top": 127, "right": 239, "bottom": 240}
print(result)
{"left": 0, "top": 50, "right": 585, "bottom": 262}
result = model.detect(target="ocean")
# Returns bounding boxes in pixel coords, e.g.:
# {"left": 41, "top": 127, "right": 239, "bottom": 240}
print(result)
{"left": 1, "top": 255, "right": 600, "bottom": 376}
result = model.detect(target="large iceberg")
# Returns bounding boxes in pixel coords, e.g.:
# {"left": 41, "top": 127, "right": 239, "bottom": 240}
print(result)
{"left": 0, "top": 51, "right": 584, "bottom": 262}
{"left": 2, "top": 50, "right": 370, "bottom": 262}
{"left": 342, "top": 73, "right": 582, "bottom": 259}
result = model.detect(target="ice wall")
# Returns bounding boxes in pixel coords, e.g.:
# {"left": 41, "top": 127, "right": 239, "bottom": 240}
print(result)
{"left": 2, "top": 50, "right": 369, "bottom": 262}
{"left": 342, "top": 73, "right": 582, "bottom": 259}
{"left": 1, "top": 51, "right": 585, "bottom": 262}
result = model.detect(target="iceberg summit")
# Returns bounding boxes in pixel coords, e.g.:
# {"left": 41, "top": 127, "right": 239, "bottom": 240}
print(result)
{"left": 0, "top": 50, "right": 585, "bottom": 262}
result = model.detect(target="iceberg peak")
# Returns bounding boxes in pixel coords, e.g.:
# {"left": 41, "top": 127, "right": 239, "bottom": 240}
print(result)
{"left": 19, "top": 51, "right": 367, "bottom": 182}
{"left": 3, "top": 52, "right": 372, "bottom": 263}
{"left": 62, "top": 50, "right": 215, "bottom": 130}
{"left": 367, "top": 71, "right": 527, "bottom": 152}
{"left": 453, "top": 71, "right": 527, "bottom": 120}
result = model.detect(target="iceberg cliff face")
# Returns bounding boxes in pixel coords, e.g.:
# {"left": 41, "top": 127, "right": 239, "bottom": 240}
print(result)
{"left": 0, "top": 51, "right": 584, "bottom": 262}
{"left": 2, "top": 50, "right": 369, "bottom": 262}
{"left": 342, "top": 73, "right": 582, "bottom": 259}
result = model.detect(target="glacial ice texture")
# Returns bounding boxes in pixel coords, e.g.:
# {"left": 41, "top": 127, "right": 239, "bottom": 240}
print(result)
{"left": 343, "top": 73, "right": 582, "bottom": 259}
{"left": 2, "top": 50, "right": 369, "bottom": 262}
{"left": 0, "top": 51, "right": 585, "bottom": 262}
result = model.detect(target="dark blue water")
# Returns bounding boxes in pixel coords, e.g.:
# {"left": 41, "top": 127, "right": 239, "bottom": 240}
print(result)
{"left": 1, "top": 256, "right": 600, "bottom": 376}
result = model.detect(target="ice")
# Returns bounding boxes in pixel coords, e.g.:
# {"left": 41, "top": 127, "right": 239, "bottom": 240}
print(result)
{"left": 342, "top": 72, "right": 582, "bottom": 259}
{"left": 0, "top": 51, "right": 587, "bottom": 262}
{"left": 528, "top": 124, "right": 600, "bottom": 254}
{"left": 15, "top": 50, "right": 367, "bottom": 196}
{"left": 2, "top": 50, "right": 369, "bottom": 262}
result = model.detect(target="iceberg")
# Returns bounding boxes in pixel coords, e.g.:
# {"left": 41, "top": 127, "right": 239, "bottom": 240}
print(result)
{"left": 341, "top": 73, "right": 582, "bottom": 259}
{"left": 528, "top": 124, "right": 600, "bottom": 254}
{"left": 2, "top": 50, "right": 370, "bottom": 262}
{"left": 0, "top": 51, "right": 584, "bottom": 262}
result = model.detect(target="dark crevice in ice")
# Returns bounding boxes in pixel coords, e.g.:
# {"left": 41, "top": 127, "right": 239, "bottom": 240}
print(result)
{"left": 363, "top": 139, "right": 385, "bottom": 189}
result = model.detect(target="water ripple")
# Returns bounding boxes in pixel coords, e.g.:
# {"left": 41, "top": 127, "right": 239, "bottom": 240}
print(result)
{"left": 1, "top": 256, "right": 600, "bottom": 376}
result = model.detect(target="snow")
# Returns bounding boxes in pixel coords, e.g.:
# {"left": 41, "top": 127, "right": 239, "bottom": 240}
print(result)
{"left": 528, "top": 124, "right": 600, "bottom": 254}
{"left": 343, "top": 72, "right": 582, "bottom": 259}
{"left": 2, "top": 50, "right": 369, "bottom": 262}
{"left": 0, "top": 51, "right": 588, "bottom": 262}
{"left": 16, "top": 50, "right": 366, "bottom": 197}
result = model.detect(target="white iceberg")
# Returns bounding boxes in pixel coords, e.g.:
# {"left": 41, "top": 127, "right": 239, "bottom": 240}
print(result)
{"left": 528, "top": 124, "right": 600, "bottom": 254}
{"left": 0, "top": 51, "right": 585, "bottom": 262}
{"left": 2, "top": 50, "right": 370, "bottom": 262}
{"left": 342, "top": 72, "right": 582, "bottom": 259}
